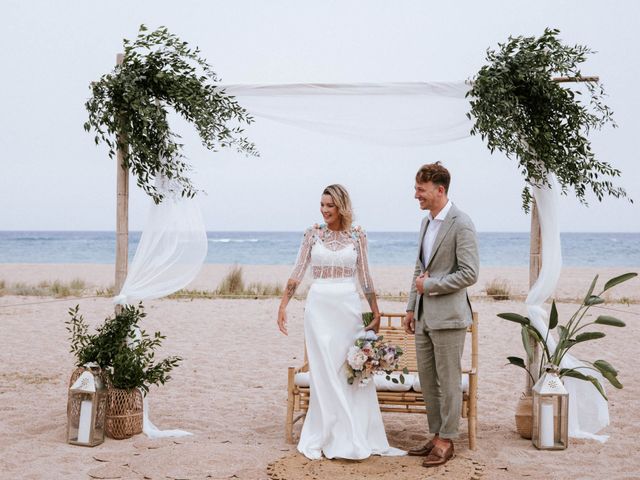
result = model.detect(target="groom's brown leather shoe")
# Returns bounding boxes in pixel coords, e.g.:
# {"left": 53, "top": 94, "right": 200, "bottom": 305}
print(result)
{"left": 407, "top": 439, "right": 436, "bottom": 456}
{"left": 422, "top": 442, "right": 454, "bottom": 468}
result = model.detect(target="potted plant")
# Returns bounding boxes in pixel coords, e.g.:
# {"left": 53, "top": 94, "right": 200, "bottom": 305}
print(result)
{"left": 66, "top": 303, "right": 181, "bottom": 439}
{"left": 499, "top": 272, "right": 636, "bottom": 438}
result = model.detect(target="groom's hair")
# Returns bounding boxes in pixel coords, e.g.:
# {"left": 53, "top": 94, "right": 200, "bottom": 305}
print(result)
{"left": 416, "top": 162, "right": 450, "bottom": 193}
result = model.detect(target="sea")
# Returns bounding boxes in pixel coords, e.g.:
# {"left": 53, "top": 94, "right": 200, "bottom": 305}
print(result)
{"left": 0, "top": 231, "right": 638, "bottom": 267}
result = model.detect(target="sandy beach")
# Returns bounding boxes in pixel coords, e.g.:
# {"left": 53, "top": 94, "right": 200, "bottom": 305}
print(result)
{"left": 1, "top": 264, "right": 639, "bottom": 479}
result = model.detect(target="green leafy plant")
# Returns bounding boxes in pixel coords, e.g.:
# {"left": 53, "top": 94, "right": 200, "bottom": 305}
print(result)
{"left": 499, "top": 272, "right": 636, "bottom": 399}
{"left": 468, "top": 28, "right": 630, "bottom": 212}
{"left": 66, "top": 303, "right": 181, "bottom": 393}
{"left": 85, "top": 25, "right": 258, "bottom": 204}
{"left": 362, "top": 312, "right": 374, "bottom": 327}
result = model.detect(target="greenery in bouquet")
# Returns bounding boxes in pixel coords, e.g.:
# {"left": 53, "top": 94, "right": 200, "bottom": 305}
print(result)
{"left": 499, "top": 272, "right": 636, "bottom": 400}
{"left": 66, "top": 303, "right": 182, "bottom": 393}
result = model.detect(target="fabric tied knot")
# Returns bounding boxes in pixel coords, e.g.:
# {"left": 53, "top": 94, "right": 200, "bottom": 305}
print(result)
{"left": 112, "top": 294, "right": 128, "bottom": 305}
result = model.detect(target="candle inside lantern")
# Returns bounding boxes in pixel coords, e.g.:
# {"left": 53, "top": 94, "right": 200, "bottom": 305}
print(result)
{"left": 77, "top": 400, "right": 93, "bottom": 444}
{"left": 539, "top": 401, "right": 555, "bottom": 448}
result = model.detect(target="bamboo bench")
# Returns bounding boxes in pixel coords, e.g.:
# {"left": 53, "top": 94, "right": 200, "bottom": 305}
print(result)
{"left": 285, "top": 312, "right": 478, "bottom": 450}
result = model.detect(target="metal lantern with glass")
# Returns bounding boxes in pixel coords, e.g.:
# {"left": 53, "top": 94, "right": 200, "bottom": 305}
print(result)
{"left": 67, "top": 365, "right": 107, "bottom": 447}
{"left": 532, "top": 365, "right": 569, "bottom": 450}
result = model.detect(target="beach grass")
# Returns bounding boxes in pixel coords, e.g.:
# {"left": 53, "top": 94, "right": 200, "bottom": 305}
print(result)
{"left": 217, "top": 265, "right": 245, "bottom": 295}
{"left": 95, "top": 285, "right": 115, "bottom": 297}
{"left": 0, "top": 278, "right": 87, "bottom": 298}
{"left": 166, "top": 266, "right": 284, "bottom": 299}
{"left": 485, "top": 278, "right": 511, "bottom": 301}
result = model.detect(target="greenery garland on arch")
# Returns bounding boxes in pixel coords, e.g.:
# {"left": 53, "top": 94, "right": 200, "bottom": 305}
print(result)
{"left": 85, "top": 25, "right": 258, "bottom": 204}
{"left": 467, "top": 28, "right": 631, "bottom": 212}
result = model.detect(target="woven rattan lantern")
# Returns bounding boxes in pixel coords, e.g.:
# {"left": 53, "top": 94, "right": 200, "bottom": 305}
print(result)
{"left": 532, "top": 365, "right": 569, "bottom": 450}
{"left": 67, "top": 365, "right": 107, "bottom": 446}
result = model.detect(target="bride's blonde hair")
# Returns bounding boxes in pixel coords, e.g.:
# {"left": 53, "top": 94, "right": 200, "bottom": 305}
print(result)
{"left": 323, "top": 184, "right": 353, "bottom": 230}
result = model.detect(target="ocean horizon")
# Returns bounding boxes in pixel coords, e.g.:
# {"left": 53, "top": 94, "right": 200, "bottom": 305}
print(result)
{"left": 0, "top": 231, "right": 638, "bottom": 267}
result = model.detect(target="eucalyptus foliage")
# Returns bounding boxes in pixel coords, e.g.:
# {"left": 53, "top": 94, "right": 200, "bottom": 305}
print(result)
{"left": 468, "top": 28, "right": 630, "bottom": 212}
{"left": 85, "top": 25, "right": 257, "bottom": 203}
{"left": 498, "top": 272, "right": 637, "bottom": 400}
{"left": 66, "top": 303, "right": 181, "bottom": 393}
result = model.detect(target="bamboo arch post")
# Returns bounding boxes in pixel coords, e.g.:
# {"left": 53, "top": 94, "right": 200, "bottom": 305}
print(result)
{"left": 114, "top": 52, "right": 128, "bottom": 314}
{"left": 524, "top": 75, "right": 600, "bottom": 395}
{"left": 526, "top": 199, "right": 542, "bottom": 394}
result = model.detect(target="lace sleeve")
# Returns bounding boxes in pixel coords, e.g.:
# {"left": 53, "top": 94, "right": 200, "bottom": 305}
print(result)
{"left": 289, "top": 227, "right": 315, "bottom": 283}
{"left": 355, "top": 228, "right": 375, "bottom": 295}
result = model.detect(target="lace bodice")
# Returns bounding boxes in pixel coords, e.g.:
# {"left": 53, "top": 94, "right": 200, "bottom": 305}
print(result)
{"left": 290, "top": 224, "right": 375, "bottom": 294}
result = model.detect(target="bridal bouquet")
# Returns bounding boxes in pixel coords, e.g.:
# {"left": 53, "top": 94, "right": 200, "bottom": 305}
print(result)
{"left": 345, "top": 331, "right": 407, "bottom": 386}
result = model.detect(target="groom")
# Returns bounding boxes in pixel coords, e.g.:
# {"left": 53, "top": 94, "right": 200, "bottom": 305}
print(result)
{"left": 402, "top": 162, "right": 479, "bottom": 468}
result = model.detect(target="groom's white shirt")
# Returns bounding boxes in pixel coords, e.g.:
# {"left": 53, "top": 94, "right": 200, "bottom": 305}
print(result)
{"left": 421, "top": 200, "right": 452, "bottom": 267}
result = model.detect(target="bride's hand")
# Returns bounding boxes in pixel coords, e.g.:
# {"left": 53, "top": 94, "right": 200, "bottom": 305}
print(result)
{"left": 277, "top": 308, "right": 288, "bottom": 336}
{"left": 364, "top": 313, "right": 381, "bottom": 333}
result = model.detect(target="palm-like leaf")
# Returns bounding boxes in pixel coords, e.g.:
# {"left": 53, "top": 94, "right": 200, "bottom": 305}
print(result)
{"left": 507, "top": 356, "right": 527, "bottom": 370}
{"left": 521, "top": 326, "right": 534, "bottom": 364}
{"left": 583, "top": 275, "right": 599, "bottom": 303}
{"left": 497, "top": 313, "right": 529, "bottom": 325}
{"left": 585, "top": 295, "right": 605, "bottom": 306}
{"left": 603, "top": 272, "right": 637, "bottom": 292}
{"left": 561, "top": 369, "right": 608, "bottom": 400}
{"left": 549, "top": 300, "right": 558, "bottom": 330}
{"left": 594, "top": 315, "right": 625, "bottom": 327}
{"left": 574, "top": 332, "right": 606, "bottom": 343}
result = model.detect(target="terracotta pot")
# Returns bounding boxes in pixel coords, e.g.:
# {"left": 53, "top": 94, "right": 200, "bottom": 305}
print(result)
{"left": 515, "top": 394, "right": 533, "bottom": 439}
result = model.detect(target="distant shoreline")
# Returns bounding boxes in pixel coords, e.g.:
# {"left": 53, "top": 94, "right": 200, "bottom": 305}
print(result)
{"left": 1, "top": 263, "right": 638, "bottom": 302}
{"left": 1, "top": 231, "right": 638, "bottom": 266}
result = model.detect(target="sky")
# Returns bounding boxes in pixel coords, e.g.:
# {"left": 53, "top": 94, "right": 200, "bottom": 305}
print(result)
{"left": 1, "top": 0, "right": 639, "bottom": 233}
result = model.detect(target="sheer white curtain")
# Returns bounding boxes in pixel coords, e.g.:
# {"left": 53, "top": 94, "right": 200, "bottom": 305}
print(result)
{"left": 525, "top": 176, "right": 609, "bottom": 441}
{"left": 113, "top": 177, "right": 208, "bottom": 305}
{"left": 114, "top": 176, "right": 207, "bottom": 438}
{"left": 113, "top": 80, "right": 608, "bottom": 441}
{"left": 225, "top": 81, "right": 473, "bottom": 146}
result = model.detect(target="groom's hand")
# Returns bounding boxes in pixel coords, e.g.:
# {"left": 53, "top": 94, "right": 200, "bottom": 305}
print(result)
{"left": 403, "top": 311, "right": 415, "bottom": 334}
{"left": 416, "top": 271, "right": 429, "bottom": 295}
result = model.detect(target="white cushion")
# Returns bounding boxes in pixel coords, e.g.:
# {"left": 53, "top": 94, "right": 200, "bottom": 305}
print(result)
{"left": 294, "top": 372, "right": 310, "bottom": 387}
{"left": 412, "top": 373, "right": 469, "bottom": 393}
{"left": 373, "top": 373, "right": 414, "bottom": 392}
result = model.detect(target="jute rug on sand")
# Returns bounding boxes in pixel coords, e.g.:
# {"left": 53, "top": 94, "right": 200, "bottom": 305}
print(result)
{"left": 267, "top": 454, "right": 486, "bottom": 480}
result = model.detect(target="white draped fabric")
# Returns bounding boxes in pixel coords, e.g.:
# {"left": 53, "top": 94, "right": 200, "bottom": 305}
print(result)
{"left": 113, "top": 80, "right": 608, "bottom": 441}
{"left": 114, "top": 177, "right": 207, "bottom": 438}
{"left": 525, "top": 176, "right": 609, "bottom": 441}
{"left": 113, "top": 179, "right": 208, "bottom": 305}
{"left": 225, "top": 81, "right": 473, "bottom": 146}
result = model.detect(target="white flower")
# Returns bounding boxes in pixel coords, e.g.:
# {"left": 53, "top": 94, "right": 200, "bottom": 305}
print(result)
{"left": 359, "top": 376, "right": 371, "bottom": 388}
{"left": 383, "top": 352, "right": 396, "bottom": 366}
{"left": 347, "top": 346, "right": 368, "bottom": 370}
{"left": 363, "top": 330, "right": 378, "bottom": 341}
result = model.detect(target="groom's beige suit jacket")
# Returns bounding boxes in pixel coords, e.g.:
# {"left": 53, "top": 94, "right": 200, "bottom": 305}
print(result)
{"left": 407, "top": 203, "right": 479, "bottom": 330}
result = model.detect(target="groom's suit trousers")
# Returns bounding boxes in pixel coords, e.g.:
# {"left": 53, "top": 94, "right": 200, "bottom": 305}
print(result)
{"left": 415, "top": 326, "right": 467, "bottom": 439}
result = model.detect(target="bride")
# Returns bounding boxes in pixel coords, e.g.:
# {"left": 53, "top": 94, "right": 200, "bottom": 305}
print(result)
{"left": 277, "top": 184, "right": 405, "bottom": 460}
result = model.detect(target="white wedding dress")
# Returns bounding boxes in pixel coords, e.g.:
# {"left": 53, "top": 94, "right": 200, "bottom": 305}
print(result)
{"left": 290, "top": 225, "right": 406, "bottom": 460}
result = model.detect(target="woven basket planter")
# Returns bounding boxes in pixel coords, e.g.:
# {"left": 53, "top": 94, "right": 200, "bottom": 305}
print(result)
{"left": 105, "top": 387, "right": 143, "bottom": 439}
{"left": 515, "top": 394, "right": 533, "bottom": 439}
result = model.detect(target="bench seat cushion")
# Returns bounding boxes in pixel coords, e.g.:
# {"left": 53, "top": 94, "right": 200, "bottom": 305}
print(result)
{"left": 294, "top": 372, "right": 417, "bottom": 392}
{"left": 413, "top": 373, "right": 469, "bottom": 393}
